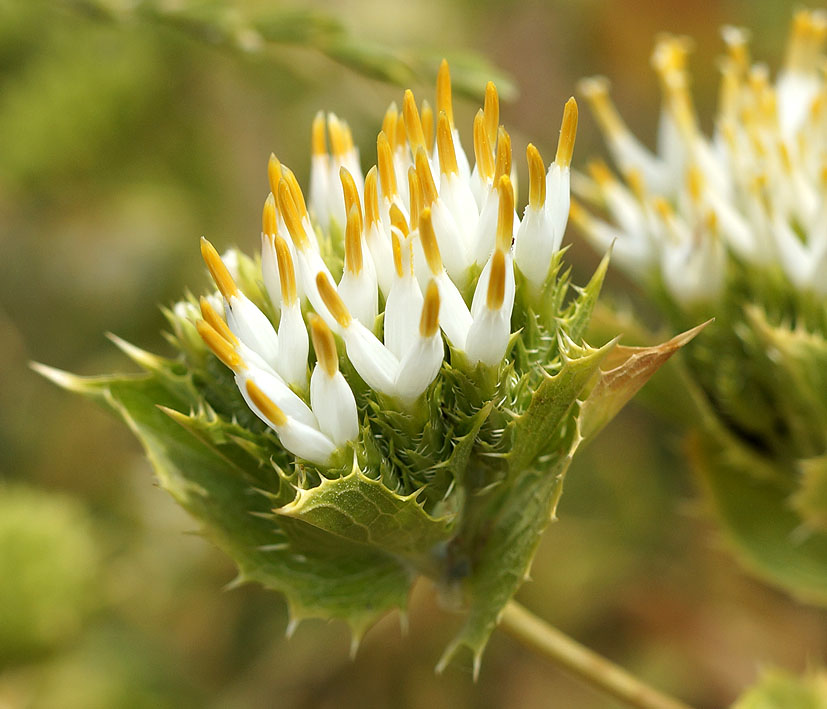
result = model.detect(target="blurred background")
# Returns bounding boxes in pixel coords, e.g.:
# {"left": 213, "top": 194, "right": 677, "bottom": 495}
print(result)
{"left": 2, "top": 0, "right": 825, "bottom": 707}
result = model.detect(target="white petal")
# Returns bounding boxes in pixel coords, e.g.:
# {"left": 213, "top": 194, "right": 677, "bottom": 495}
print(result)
{"left": 384, "top": 273, "right": 423, "bottom": 360}
{"left": 310, "top": 367, "right": 359, "bottom": 447}
{"left": 226, "top": 293, "right": 280, "bottom": 369}
{"left": 277, "top": 303, "right": 309, "bottom": 389}
{"left": 237, "top": 366, "right": 316, "bottom": 429}
{"left": 395, "top": 333, "right": 444, "bottom": 404}
{"left": 260, "top": 233, "right": 281, "bottom": 311}
{"left": 434, "top": 271, "right": 472, "bottom": 350}
{"left": 342, "top": 320, "right": 400, "bottom": 396}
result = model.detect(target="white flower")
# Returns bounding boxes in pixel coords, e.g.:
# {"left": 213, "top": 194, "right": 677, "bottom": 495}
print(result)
{"left": 195, "top": 61, "right": 579, "bottom": 465}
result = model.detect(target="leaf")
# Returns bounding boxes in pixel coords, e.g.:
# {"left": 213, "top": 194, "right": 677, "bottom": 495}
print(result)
{"left": 733, "top": 667, "right": 827, "bottom": 709}
{"left": 794, "top": 456, "right": 827, "bottom": 533}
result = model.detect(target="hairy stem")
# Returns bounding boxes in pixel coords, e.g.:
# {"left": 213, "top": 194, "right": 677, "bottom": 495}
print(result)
{"left": 500, "top": 601, "right": 695, "bottom": 709}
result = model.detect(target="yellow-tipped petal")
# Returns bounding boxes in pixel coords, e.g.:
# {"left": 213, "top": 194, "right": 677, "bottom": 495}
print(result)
{"left": 199, "top": 296, "right": 237, "bottom": 345}
{"left": 403, "top": 89, "right": 426, "bottom": 152}
{"left": 316, "top": 272, "right": 352, "bottom": 328}
{"left": 436, "top": 58, "right": 454, "bottom": 128}
{"left": 312, "top": 111, "right": 327, "bottom": 156}
{"left": 496, "top": 176, "right": 515, "bottom": 252}
{"left": 377, "top": 131, "right": 398, "bottom": 199}
{"left": 262, "top": 192, "right": 278, "bottom": 236}
{"left": 421, "top": 99, "right": 434, "bottom": 149}
{"left": 419, "top": 208, "right": 443, "bottom": 275}
{"left": 394, "top": 113, "right": 407, "bottom": 153}
{"left": 340, "top": 167, "right": 362, "bottom": 227}
{"left": 389, "top": 203, "right": 410, "bottom": 239}
{"left": 415, "top": 148, "right": 439, "bottom": 206}
{"left": 624, "top": 169, "right": 646, "bottom": 201}
{"left": 277, "top": 179, "right": 310, "bottom": 251}
{"left": 568, "top": 198, "right": 591, "bottom": 228}
{"left": 245, "top": 379, "right": 288, "bottom": 427}
{"left": 578, "top": 77, "right": 625, "bottom": 138}
{"left": 197, "top": 320, "right": 241, "bottom": 370}
{"left": 267, "top": 153, "right": 283, "bottom": 197}
{"left": 328, "top": 114, "right": 348, "bottom": 158}
{"left": 437, "top": 111, "right": 459, "bottom": 176}
{"left": 408, "top": 166, "right": 422, "bottom": 227}
{"left": 344, "top": 205, "right": 363, "bottom": 275}
{"left": 473, "top": 109, "right": 495, "bottom": 181}
{"left": 274, "top": 235, "right": 298, "bottom": 304}
{"left": 483, "top": 81, "right": 499, "bottom": 148}
{"left": 555, "top": 97, "right": 578, "bottom": 167}
{"left": 486, "top": 249, "right": 506, "bottom": 310}
{"left": 652, "top": 196, "right": 674, "bottom": 220}
{"left": 526, "top": 144, "right": 546, "bottom": 209}
{"left": 364, "top": 166, "right": 380, "bottom": 227}
{"left": 382, "top": 103, "right": 398, "bottom": 149}
{"left": 419, "top": 279, "right": 441, "bottom": 338}
{"left": 587, "top": 159, "right": 614, "bottom": 187}
{"left": 283, "top": 167, "right": 309, "bottom": 221}
{"left": 493, "top": 126, "right": 512, "bottom": 185}
{"left": 686, "top": 164, "right": 704, "bottom": 204}
{"left": 200, "top": 237, "right": 238, "bottom": 299}
{"left": 391, "top": 229, "right": 404, "bottom": 278}
{"left": 309, "top": 313, "right": 338, "bottom": 377}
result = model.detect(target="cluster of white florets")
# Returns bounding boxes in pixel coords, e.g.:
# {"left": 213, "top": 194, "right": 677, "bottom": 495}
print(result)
{"left": 574, "top": 9, "right": 827, "bottom": 306}
{"left": 194, "top": 61, "right": 578, "bottom": 466}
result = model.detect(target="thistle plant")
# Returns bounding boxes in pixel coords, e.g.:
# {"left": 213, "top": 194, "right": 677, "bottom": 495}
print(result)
{"left": 575, "top": 11, "right": 827, "bottom": 603}
{"left": 38, "top": 62, "right": 697, "bottom": 705}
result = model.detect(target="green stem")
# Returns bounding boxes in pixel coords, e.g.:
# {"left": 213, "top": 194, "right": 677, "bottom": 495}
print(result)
{"left": 500, "top": 601, "right": 696, "bottom": 709}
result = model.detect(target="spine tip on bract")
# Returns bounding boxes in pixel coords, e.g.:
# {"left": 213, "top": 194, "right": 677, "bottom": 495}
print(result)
{"left": 246, "top": 379, "right": 288, "bottom": 427}
{"left": 200, "top": 237, "right": 238, "bottom": 299}
{"left": 309, "top": 313, "right": 339, "bottom": 377}
{"left": 486, "top": 249, "right": 507, "bottom": 311}
{"left": 555, "top": 97, "right": 578, "bottom": 168}
{"left": 197, "top": 319, "right": 241, "bottom": 371}
{"left": 274, "top": 235, "right": 297, "bottom": 305}
{"left": 419, "top": 279, "right": 441, "bottom": 338}
{"left": 526, "top": 143, "right": 546, "bottom": 209}
{"left": 316, "top": 272, "right": 352, "bottom": 328}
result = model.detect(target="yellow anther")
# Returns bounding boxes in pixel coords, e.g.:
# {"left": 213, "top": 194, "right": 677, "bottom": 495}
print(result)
{"left": 408, "top": 166, "right": 423, "bottom": 227}
{"left": 277, "top": 179, "right": 310, "bottom": 251}
{"left": 377, "top": 131, "right": 398, "bottom": 199}
{"left": 274, "top": 235, "right": 297, "bottom": 305}
{"left": 364, "top": 166, "right": 380, "bottom": 227}
{"left": 624, "top": 169, "right": 646, "bottom": 201}
{"left": 652, "top": 197, "right": 673, "bottom": 220}
{"left": 419, "top": 279, "right": 441, "bottom": 338}
{"left": 267, "top": 153, "right": 283, "bottom": 197}
{"left": 496, "top": 175, "right": 515, "bottom": 252}
{"left": 493, "top": 126, "right": 512, "bottom": 185}
{"left": 578, "top": 77, "right": 625, "bottom": 138}
{"left": 262, "top": 192, "right": 278, "bottom": 236}
{"left": 527, "top": 144, "right": 546, "bottom": 210}
{"left": 344, "top": 205, "right": 363, "bottom": 276}
{"left": 483, "top": 81, "right": 499, "bottom": 147}
{"left": 199, "top": 296, "right": 237, "bottom": 345}
{"left": 389, "top": 202, "right": 410, "bottom": 239}
{"left": 391, "top": 229, "right": 404, "bottom": 278}
{"left": 394, "top": 113, "right": 407, "bottom": 154}
{"left": 200, "top": 237, "right": 238, "bottom": 299}
{"left": 311, "top": 111, "right": 327, "bottom": 157}
{"left": 340, "top": 167, "right": 362, "bottom": 229}
{"left": 436, "top": 58, "right": 454, "bottom": 128}
{"left": 283, "top": 167, "right": 309, "bottom": 221}
{"left": 245, "top": 379, "right": 287, "bottom": 427}
{"left": 473, "top": 110, "right": 495, "bottom": 181}
{"left": 403, "top": 89, "right": 426, "bottom": 152}
{"left": 382, "top": 103, "right": 398, "bottom": 149}
{"left": 421, "top": 99, "right": 434, "bottom": 149}
{"left": 555, "top": 97, "right": 578, "bottom": 167}
{"left": 415, "top": 148, "right": 439, "bottom": 206}
{"left": 197, "top": 320, "right": 241, "bottom": 371}
{"left": 486, "top": 248, "right": 506, "bottom": 311}
{"left": 687, "top": 165, "right": 704, "bottom": 204}
{"left": 328, "top": 114, "right": 349, "bottom": 158}
{"left": 419, "top": 208, "right": 443, "bottom": 275}
{"left": 316, "top": 272, "right": 352, "bottom": 328}
{"left": 587, "top": 160, "right": 614, "bottom": 187}
{"left": 437, "top": 111, "right": 459, "bottom": 176}
{"left": 309, "top": 314, "right": 338, "bottom": 377}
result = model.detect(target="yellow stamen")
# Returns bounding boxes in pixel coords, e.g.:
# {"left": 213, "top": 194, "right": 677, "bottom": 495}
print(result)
{"left": 283, "top": 167, "right": 309, "bottom": 221}
{"left": 408, "top": 166, "right": 422, "bottom": 227}
{"left": 415, "top": 148, "right": 439, "bottom": 206}
{"left": 262, "top": 192, "right": 278, "bottom": 236}
{"left": 391, "top": 229, "right": 404, "bottom": 278}
{"left": 555, "top": 97, "right": 578, "bottom": 167}
{"left": 377, "top": 131, "right": 398, "bottom": 199}
{"left": 526, "top": 144, "right": 546, "bottom": 209}
{"left": 568, "top": 199, "right": 590, "bottom": 228}
{"left": 652, "top": 197, "right": 673, "bottom": 220}
{"left": 245, "top": 379, "right": 287, "bottom": 427}
{"left": 483, "top": 81, "right": 499, "bottom": 148}
{"left": 197, "top": 320, "right": 241, "bottom": 370}
{"left": 199, "top": 296, "right": 237, "bottom": 345}
{"left": 436, "top": 58, "right": 454, "bottom": 128}
{"left": 312, "top": 111, "right": 327, "bottom": 157}
{"left": 419, "top": 208, "right": 443, "bottom": 275}
{"left": 309, "top": 314, "right": 338, "bottom": 377}
{"left": 486, "top": 249, "right": 506, "bottom": 310}
{"left": 496, "top": 175, "right": 515, "bottom": 252}
{"left": 687, "top": 165, "right": 704, "bottom": 204}
{"left": 389, "top": 203, "right": 410, "bottom": 239}
{"left": 316, "top": 272, "right": 352, "bottom": 328}
{"left": 473, "top": 109, "right": 495, "bottom": 181}
{"left": 340, "top": 167, "right": 362, "bottom": 229}
{"left": 394, "top": 113, "right": 407, "bottom": 154}
{"left": 274, "top": 235, "right": 297, "bottom": 305}
{"left": 493, "top": 126, "right": 512, "bottom": 185}
{"left": 419, "top": 279, "right": 441, "bottom": 338}
{"left": 382, "top": 103, "right": 398, "bottom": 150}
{"left": 578, "top": 77, "right": 625, "bottom": 138}
{"left": 267, "top": 153, "right": 283, "bottom": 197}
{"left": 421, "top": 99, "right": 434, "bottom": 149}
{"left": 588, "top": 160, "right": 614, "bottom": 187}
{"left": 200, "top": 237, "right": 238, "bottom": 299}
{"left": 721, "top": 26, "right": 750, "bottom": 73}
{"left": 625, "top": 169, "right": 646, "bottom": 201}
{"left": 277, "top": 179, "right": 310, "bottom": 251}
{"left": 344, "top": 205, "right": 363, "bottom": 275}
{"left": 328, "top": 114, "right": 348, "bottom": 158}
{"left": 403, "top": 89, "right": 426, "bottom": 152}
{"left": 364, "top": 166, "right": 380, "bottom": 227}
{"left": 437, "top": 111, "right": 459, "bottom": 176}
